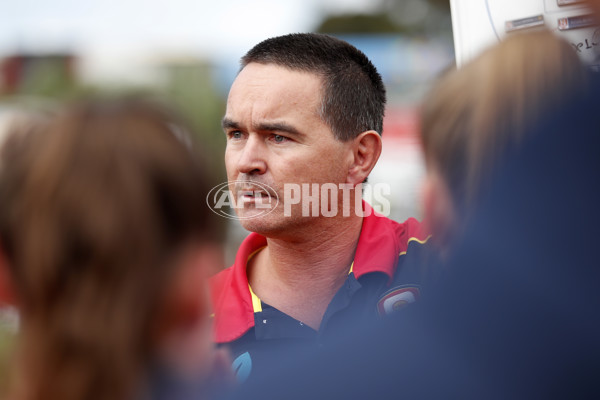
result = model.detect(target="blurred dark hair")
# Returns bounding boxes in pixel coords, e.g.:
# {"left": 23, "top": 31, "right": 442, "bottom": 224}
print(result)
{"left": 0, "top": 99, "right": 220, "bottom": 400}
{"left": 241, "top": 33, "right": 386, "bottom": 141}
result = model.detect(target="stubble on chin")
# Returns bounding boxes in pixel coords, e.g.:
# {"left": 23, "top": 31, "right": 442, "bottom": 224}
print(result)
{"left": 238, "top": 205, "right": 307, "bottom": 237}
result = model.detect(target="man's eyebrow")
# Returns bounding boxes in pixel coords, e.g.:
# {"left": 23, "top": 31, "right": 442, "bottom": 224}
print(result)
{"left": 256, "top": 121, "right": 303, "bottom": 137}
{"left": 221, "top": 118, "right": 303, "bottom": 137}
{"left": 221, "top": 117, "right": 238, "bottom": 130}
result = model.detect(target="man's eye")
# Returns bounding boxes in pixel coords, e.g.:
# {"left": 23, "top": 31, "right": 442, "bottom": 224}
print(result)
{"left": 273, "top": 134, "right": 287, "bottom": 143}
{"left": 229, "top": 131, "right": 243, "bottom": 139}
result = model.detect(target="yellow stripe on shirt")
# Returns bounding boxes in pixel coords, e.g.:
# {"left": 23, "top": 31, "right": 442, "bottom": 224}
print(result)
{"left": 398, "top": 235, "right": 432, "bottom": 257}
{"left": 249, "top": 284, "right": 262, "bottom": 313}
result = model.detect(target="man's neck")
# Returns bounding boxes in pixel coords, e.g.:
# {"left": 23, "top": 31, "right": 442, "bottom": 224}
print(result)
{"left": 247, "top": 214, "right": 363, "bottom": 330}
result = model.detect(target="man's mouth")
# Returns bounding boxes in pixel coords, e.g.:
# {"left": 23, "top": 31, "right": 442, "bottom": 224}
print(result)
{"left": 227, "top": 180, "right": 280, "bottom": 213}
{"left": 236, "top": 186, "right": 274, "bottom": 205}
{"left": 239, "top": 189, "right": 269, "bottom": 199}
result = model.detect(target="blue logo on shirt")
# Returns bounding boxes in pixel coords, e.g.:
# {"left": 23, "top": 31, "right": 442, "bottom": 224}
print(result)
{"left": 232, "top": 351, "right": 252, "bottom": 383}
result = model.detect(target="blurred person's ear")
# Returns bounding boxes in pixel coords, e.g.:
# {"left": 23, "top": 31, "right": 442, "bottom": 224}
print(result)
{"left": 154, "top": 242, "right": 225, "bottom": 378}
{"left": 346, "top": 130, "right": 382, "bottom": 186}
{"left": 0, "top": 245, "right": 15, "bottom": 306}
{"left": 422, "top": 169, "right": 456, "bottom": 252}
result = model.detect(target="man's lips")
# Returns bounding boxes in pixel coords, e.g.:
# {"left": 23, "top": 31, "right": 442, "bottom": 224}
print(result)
{"left": 227, "top": 180, "right": 280, "bottom": 212}
{"left": 235, "top": 186, "right": 274, "bottom": 205}
{"left": 239, "top": 189, "right": 266, "bottom": 194}
{"left": 238, "top": 188, "right": 268, "bottom": 196}
{"left": 234, "top": 182, "right": 275, "bottom": 196}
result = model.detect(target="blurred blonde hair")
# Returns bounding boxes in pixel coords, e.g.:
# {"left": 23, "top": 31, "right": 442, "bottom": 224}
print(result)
{"left": 421, "top": 29, "right": 588, "bottom": 208}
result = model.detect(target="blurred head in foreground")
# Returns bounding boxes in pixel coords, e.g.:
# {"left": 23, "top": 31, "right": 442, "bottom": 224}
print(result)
{"left": 420, "top": 29, "right": 588, "bottom": 250}
{"left": 0, "top": 100, "right": 225, "bottom": 400}
{"left": 588, "top": 0, "right": 600, "bottom": 15}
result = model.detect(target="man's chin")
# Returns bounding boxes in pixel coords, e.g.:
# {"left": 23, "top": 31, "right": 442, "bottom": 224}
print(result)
{"left": 238, "top": 221, "right": 273, "bottom": 236}
{"left": 235, "top": 206, "right": 271, "bottom": 221}
{"left": 236, "top": 213, "right": 288, "bottom": 236}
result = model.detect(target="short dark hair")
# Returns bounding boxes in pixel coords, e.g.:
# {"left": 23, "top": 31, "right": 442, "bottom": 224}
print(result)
{"left": 241, "top": 33, "right": 386, "bottom": 141}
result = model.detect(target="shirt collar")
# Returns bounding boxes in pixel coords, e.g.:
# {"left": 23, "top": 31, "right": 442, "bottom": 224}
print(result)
{"left": 211, "top": 201, "right": 422, "bottom": 343}
{"left": 211, "top": 233, "right": 266, "bottom": 343}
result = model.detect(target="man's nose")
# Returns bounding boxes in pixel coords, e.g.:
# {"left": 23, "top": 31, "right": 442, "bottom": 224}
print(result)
{"left": 236, "top": 136, "right": 267, "bottom": 175}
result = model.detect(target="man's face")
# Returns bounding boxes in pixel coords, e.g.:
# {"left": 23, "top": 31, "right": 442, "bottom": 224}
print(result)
{"left": 223, "top": 63, "right": 352, "bottom": 236}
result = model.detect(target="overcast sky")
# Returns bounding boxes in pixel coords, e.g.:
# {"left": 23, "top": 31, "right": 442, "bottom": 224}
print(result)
{"left": 0, "top": 0, "right": 385, "bottom": 82}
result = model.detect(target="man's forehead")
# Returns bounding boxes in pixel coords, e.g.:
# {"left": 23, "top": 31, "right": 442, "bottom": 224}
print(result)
{"left": 231, "top": 63, "right": 323, "bottom": 95}
{"left": 226, "top": 64, "right": 323, "bottom": 120}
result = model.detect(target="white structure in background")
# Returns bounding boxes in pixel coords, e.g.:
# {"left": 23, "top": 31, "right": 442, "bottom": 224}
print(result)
{"left": 450, "top": 0, "right": 599, "bottom": 68}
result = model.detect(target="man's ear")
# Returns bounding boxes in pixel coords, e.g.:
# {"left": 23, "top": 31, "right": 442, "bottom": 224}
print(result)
{"left": 346, "top": 130, "right": 382, "bottom": 186}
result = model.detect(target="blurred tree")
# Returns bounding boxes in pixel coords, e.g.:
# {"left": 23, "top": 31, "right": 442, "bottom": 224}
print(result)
{"left": 0, "top": 54, "right": 78, "bottom": 99}
{"left": 315, "top": 0, "right": 452, "bottom": 36}
{"left": 382, "top": 0, "right": 451, "bottom": 35}
{"left": 0, "top": 52, "right": 227, "bottom": 183}
{"left": 423, "top": 0, "right": 450, "bottom": 11}
{"left": 317, "top": 13, "right": 408, "bottom": 34}
{"left": 162, "top": 60, "right": 227, "bottom": 182}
